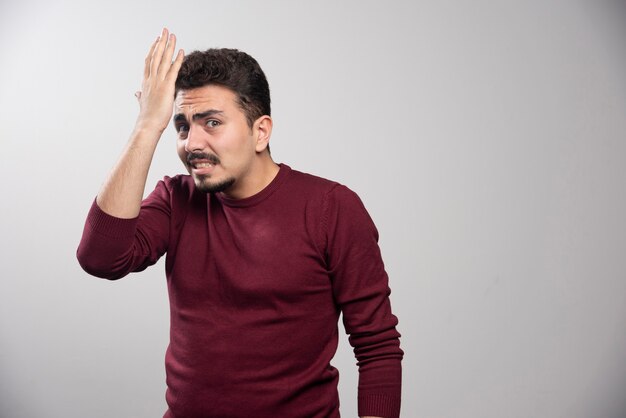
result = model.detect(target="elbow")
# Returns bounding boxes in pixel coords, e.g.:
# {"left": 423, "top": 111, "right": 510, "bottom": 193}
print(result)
{"left": 76, "top": 245, "right": 127, "bottom": 280}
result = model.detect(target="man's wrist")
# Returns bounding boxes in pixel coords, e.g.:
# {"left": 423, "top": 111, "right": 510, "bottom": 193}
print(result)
{"left": 132, "top": 122, "right": 166, "bottom": 138}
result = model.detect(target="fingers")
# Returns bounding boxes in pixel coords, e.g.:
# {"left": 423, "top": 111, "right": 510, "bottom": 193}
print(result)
{"left": 147, "top": 28, "right": 182, "bottom": 81}
{"left": 143, "top": 37, "right": 159, "bottom": 79}
{"left": 165, "top": 49, "right": 185, "bottom": 83}
{"left": 150, "top": 28, "right": 176, "bottom": 79}
{"left": 150, "top": 28, "right": 169, "bottom": 78}
{"left": 138, "top": 28, "right": 182, "bottom": 103}
{"left": 159, "top": 33, "right": 177, "bottom": 78}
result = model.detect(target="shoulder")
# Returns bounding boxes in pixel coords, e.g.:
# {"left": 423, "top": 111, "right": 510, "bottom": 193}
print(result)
{"left": 284, "top": 166, "right": 361, "bottom": 200}
{"left": 281, "top": 165, "right": 365, "bottom": 208}
{"left": 151, "top": 174, "right": 197, "bottom": 199}
{"left": 284, "top": 166, "right": 369, "bottom": 222}
{"left": 160, "top": 174, "right": 195, "bottom": 193}
{"left": 285, "top": 166, "right": 339, "bottom": 192}
{"left": 143, "top": 174, "right": 200, "bottom": 209}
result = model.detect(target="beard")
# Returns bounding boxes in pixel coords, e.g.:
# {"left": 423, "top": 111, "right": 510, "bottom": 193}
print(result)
{"left": 193, "top": 175, "right": 236, "bottom": 194}
{"left": 185, "top": 152, "right": 235, "bottom": 194}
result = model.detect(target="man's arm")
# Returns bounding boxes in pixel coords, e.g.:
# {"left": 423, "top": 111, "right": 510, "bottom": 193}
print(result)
{"left": 323, "top": 185, "right": 403, "bottom": 418}
{"left": 76, "top": 29, "right": 183, "bottom": 278}
{"left": 96, "top": 28, "right": 183, "bottom": 218}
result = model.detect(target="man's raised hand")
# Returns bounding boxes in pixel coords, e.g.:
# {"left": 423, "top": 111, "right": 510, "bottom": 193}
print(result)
{"left": 94, "top": 28, "right": 184, "bottom": 219}
{"left": 135, "top": 28, "right": 184, "bottom": 135}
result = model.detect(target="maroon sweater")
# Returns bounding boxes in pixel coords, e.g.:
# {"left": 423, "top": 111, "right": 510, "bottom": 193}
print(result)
{"left": 77, "top": 164, "right": 403, "bottom": 418}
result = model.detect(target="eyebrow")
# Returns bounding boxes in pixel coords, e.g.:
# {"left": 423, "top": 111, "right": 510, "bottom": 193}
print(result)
{"left": 173, "top": 109, "right": 224, "bottom": 124}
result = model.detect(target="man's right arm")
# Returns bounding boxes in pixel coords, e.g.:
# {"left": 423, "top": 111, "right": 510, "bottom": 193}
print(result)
{"left": 76, "top": 29, "right": 183, "bottom": 279}
{"left": 96, "top": 28, "right": 184, "bottom": 219}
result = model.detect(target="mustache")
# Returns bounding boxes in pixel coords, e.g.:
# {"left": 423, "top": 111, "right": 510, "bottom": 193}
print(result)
{"left": 187, "top": 152, "right": 220, "bottom": 165}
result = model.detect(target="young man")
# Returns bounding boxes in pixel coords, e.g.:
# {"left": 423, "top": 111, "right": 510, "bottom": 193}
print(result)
{"left": 77, "top": 28, "right": 403, "bottom": 418}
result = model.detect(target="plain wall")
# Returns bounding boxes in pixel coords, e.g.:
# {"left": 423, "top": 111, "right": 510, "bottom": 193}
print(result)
{"left": 1, "top": 1, "right": 626, "bottom": 417}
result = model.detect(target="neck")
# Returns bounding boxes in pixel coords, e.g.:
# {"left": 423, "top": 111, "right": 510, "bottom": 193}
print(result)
{"left": 220, "top": 157, "right": 280, "bottom": 200}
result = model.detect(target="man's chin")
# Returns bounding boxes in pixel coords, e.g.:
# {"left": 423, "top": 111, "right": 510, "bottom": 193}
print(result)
{"left": 194, "top": 175, "right": 236, "bottom": 194}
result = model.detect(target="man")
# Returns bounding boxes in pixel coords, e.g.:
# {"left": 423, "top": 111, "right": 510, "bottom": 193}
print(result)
{"left": 77, "top": 28, "right": 403, "bottom": 418}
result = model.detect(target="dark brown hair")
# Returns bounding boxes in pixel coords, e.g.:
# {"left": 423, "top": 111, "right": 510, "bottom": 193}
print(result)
{"left": 175, "top": 48, "right": 271, "bottom": 128}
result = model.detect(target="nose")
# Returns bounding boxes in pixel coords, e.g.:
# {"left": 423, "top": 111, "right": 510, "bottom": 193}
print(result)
{"left": 184, "top": 123, "right": 206, "bottom": 153}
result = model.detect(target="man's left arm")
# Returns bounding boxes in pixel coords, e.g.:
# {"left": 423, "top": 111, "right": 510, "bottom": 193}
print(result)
{"left": 323, "top": 184, "right": 403, "bottom": 418}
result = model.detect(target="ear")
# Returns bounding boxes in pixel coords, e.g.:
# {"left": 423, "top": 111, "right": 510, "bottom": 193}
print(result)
{"left": 253, "top": 115, "right": 273, "bottom": 153}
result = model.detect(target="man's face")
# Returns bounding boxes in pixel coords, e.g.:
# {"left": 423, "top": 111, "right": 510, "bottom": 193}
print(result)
{"left": 174, "top": 85, "right": 259, "bottom": 196}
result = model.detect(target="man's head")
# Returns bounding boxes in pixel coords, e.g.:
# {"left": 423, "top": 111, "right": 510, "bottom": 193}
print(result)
{"left": 175, "top": 48, "right": 271, "bottom": 128}
{"left": 173, "top": 49, "right": 275, "bottom": 198}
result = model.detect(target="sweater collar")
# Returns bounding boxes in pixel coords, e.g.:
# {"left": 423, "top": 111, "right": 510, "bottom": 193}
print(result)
{"left": 214, "top": 163, "right": 291, "bottom": 208}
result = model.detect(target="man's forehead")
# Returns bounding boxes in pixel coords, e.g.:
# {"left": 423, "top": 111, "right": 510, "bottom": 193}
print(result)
{"left": 174, "top": 85, "right": 237, "bottom": 111}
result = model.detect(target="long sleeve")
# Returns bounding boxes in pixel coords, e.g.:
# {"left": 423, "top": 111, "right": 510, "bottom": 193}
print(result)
{"left": 77, "top": 178, "right": 172, "bottom": 280}
{"left": 322, "top": 185, "right": 403, "bottom": 418}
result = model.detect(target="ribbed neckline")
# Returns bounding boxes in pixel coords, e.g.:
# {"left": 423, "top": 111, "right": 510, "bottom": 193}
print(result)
{"left": 215, "top": 163, "right": 291, "bottom": 208}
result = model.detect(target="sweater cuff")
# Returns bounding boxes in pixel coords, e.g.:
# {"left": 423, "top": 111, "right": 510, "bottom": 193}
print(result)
{"left": 86, "top": 198, "right": 139, "bottom": 239}
{"left": 358, "top": 394, "right": 401, "bottom": 418}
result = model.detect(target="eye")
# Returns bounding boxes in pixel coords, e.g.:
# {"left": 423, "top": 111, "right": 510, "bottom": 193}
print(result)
{"left": 175, "top": 124, "right": 189, "bottom": 139}
{"left": 206, "top": 119, "right": 221, "bottom": 128}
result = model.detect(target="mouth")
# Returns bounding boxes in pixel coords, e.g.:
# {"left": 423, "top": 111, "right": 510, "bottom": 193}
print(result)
{"left": 190, "top": 160, "right": 216, "bottom": 169}
{"left": 187, "top": 153, "right": 220, "bottom": 173}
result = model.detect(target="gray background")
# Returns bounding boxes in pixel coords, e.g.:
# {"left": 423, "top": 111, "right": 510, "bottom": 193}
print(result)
{"left": 1, "top": 0, "right": 626, "bottom": 417}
